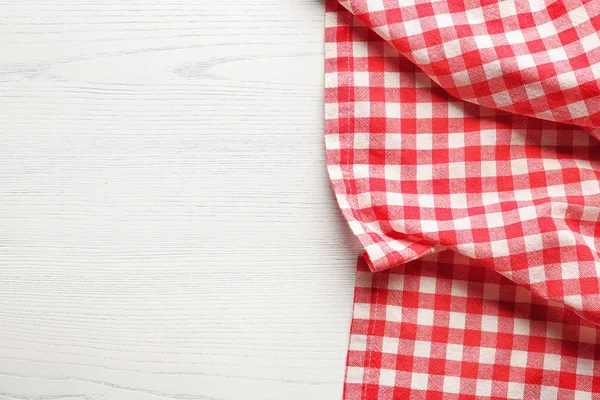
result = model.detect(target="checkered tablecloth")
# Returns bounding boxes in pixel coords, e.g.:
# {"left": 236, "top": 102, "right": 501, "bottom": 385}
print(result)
{"left": 324, "top": 0, "right": 600, "bottom": 397}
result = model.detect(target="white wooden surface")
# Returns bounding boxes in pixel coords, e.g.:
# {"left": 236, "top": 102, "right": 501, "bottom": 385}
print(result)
{"left": 0, "top": 1, "right": 361, "bottom": 398}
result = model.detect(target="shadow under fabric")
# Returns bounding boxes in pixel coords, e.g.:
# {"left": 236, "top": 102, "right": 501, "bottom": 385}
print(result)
{"left": 324, "top": 0, "right": 600, "bottom": 398}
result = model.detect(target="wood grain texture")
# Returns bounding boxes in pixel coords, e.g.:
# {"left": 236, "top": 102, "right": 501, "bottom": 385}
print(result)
{"left": 0, "top": 1, "right": 361, "bottom": 398}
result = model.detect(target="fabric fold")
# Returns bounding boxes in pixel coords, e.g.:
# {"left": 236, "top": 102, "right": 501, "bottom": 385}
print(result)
{"left": 326, "top": 0, "right": 600, "bottom": 324}
{"left": 338, "top": 0, "right": 600, "bottom": 133}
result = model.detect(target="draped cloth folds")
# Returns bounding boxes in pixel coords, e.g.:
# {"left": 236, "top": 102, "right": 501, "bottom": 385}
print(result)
{"left": 324, "top": 0, "right": 600, "bottom": 397}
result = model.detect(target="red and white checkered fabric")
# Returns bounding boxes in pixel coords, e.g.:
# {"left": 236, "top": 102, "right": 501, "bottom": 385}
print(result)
{"left": 324, "top": 0, "right": 600, "bottom": 397}
{"left": 346, "top": 252, "right": 600, "bottom": 399}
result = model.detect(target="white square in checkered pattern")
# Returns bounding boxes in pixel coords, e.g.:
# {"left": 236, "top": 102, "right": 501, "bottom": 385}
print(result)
{"left": 543, "top": 353, "right": 562, "bottom": 371}
{"left": 592, "top": 60, "right": 600, "bottom": 80}
{"left": 374, "top": 23, "right": 392, "bottom": 41}
{"left": 348, "top": 219, "right": 364, "bottom": 234}
{"left": 510, "top": 350, "right": 528, "bottom": 368}
{"left": 449, "top": 69, "right": 469, "bottom": 86}
{"left": 354, "top": 302, "right": 371, "bottom": 320}
{"left": 354, "top": 72, "right": 370, "bottom": 87}
{"left": 364, "top": 243, "right": 386, "bottom": 263}
{"left": 357, "top": 192, "right": 372, "bottom": 209}
{"left": 565, "top": 294, "right": 584, "bottom": 310}
{"left": 524, "top": 82, "right": 545, "bottom": 100}
{"left": 476, "top": 380, "right": 493, "bottom": 397}
{"left": 474, "top": 34, "right": 494, "bottom": 49}
{"left": 417, "top": 309, "right": 434, "bottom": 326}
{"left": 517, "top": 204, "right": 537, "bottom": 219}
{"left": 416, "top": 102, "right": 433, "bottom": 118}
{"left": 490, "top": 239, "right": 510, "bottom": 256}
{"left": 485, "top": 212, "right": 504, "bottom": 228}
{"left": 350, "top": 334, "right": 367, "bottom": 351}
{"left": 546, "top": 322, "right": 563, "bottom": 340}
{"left": 456, "top": 242, "right": 476, "bottom": 257}
{"left": 537, "top": 21, "right": 558, "bottom": 38}
{"left": 386, "top": 305, "right": 402, "bottom": 322}
{"left": 581, "top": 32, "right": 600, "bottom": 52}
{"left": 499, "top": 1, "right": 518, "bottom": 17}
{"left": 388, "top": 274, "right": 404, "bottom": 290}
{"left": 568, "top": 100, "right": 590, "bottom": 119}
{"left": 557, "top": 71, "right": 578, "bottom": 90}
{"left": 561, "top": 261, "right": 583, "bottom": 280}
{"left": 379, "top": 368, "right": 397, "bottom": 387}
{"left": 353, "top": 164, "right": 370, "bottom": 179}
{"left": 505, "top": 29, "right": 526, "bottom": 45}
{"left": 479, "top": 347, "right": 496, "bottom": 364}
{"left": 325, "top": 72, "right": 339, "bottom": 88}
{"left": 447, "top": 102, "right": 464, "bottom": 118}
{"left": 419, "top": 276, "right": 437, "bottom": 293}
{"left": 450, "top": 193, "right": 467, "bottom": 207}
{"left": 480, "top": 129, "right": 498, "bottom": 145}
{"left": 352, "top": 41, "right": 369, "bottom": 58}
{"left": 382, "top": 337, "right": 400, "bottom": 354}
{"left": 414, "top": 340, "right": 431, "bottom": 358}
{"left": 443, "top": 376, "right": 460, "bottom": 394}
{"left": 346, "top": 366, "right": 364, "bottom": 384}
{"left": 576, "top": 357, "right": 595, "bottom": 376}
{"left": 449, "top": 311, "right": 466, "bottom": 329}
{"left": 419, "top": 194, "right": 435, "bottom": 207}
{"left": 420, "top": 219, "right": 439, "bottom": 233}
{"left": 446, "top": 344, "right": 463, "bottom": 361}
{"left": 324, "top": 42, "right": 338, "bottom": 57}
{"left": 507, "top": 382, "right": 525, "bottom": 399}
{"left": 547, "top": 46, "right": 569, "bottom": 62}
{"left": 448, "top": 162, "right": 466, "bottom": 179}
{"left": 366, "top": 0, "right": 385, "bottom": 11}
{"left": 355, "top": 271, "right": 373, "bottom": 288}
{"left": 385, "top": 193, "right": 404, "bottom": 206}
{"left": 387, "top": 192, "right": 403, "bottom": 206}
{"left": 384, "top": 72, "right": 400, "bottom": 87}
{"left": 568, "top": 5, "right": 592, "bottom": 25}
{"left": 529, "top": 0, "right": 547, "bottom": 11}
{"left": 443, "top": 39, "right": 463, "bottom": 59}
{"left": 435, "top": 13, "right": 454, "bottom": 28}
{"left": 384, "top": 165, "right": 401, "bottom": 181}
{"left": 325, "top": 103, "right": 339, "bottom": 120}
{"left": 540, "top": 386, "right": 559, "bottom": 399}
{"left": 574, "top": 391, "right": 593, "bottom": 400}
{"left": 481, "top": 315, "right": 499, "bottom": 332}
{"left": 385, "top": 133, "right": 401, "bottom": 148}
{"left": 543, "top": 158, "right": 563, "bottom": 171}
{"left": 354, "top": 102, "right": 371, "bottom": 118}
{"left": 451, "top": 281, "right": 468, "bottom": 297}
{"left": 325, "top": 134, "right": 340, "bottom": 150}
{"left": 411, "top": 373, "right": 428, "bottom": 390}
{"left": 513, "top": 318, "right": 530, "bottom": 336}
{"left": 582, "top": 179, "right": 600, "bottom": 194}
{"left": 465, "top": 7, "right": 484, "bottom": 24}
{"left": 390, "top": 219, "right": 406, "bottom": 232}
{"left": 416, "top": 133, "right": 433, "bottom": 149}
{"left": 524, "top": 234, "right": 544, "bottom": 252}
{"left": 385, "top": 102, "right": 401, "bottom": 118}
{"left": 447, "top": 132, "right": 465, "bottom": 148}
{"left": 403, "top": 18, "right": 423, "bottom": 37}
{"left": 482, "top": 60, "right": 502, "bottom": 80}
{"left": 510, "top": 158, "right": 528, "bottom": 176}
{"left": 491, "top": 90, "right": 512, "bottom": 107}
{"left": 354, "top": 132, "right": 371, "bottom": 149}
{"left": 416, "top": 164, "right": 433, "bottom": 180}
